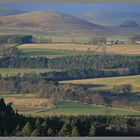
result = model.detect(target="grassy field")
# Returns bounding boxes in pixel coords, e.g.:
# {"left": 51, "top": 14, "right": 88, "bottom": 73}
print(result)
{"left": 1, "top": 93, "right": 140, "bottom": 116}
{"left": 25, "top": 102, "right": 140, "bottom": 116}
{"left": 60, "top": 75, "right": 140, "bottom": 93}
{"left": 0, "top": 68, "right": 62, "bottom": 77}
{"left": 20, "top": 48, "right": 92, "bottom": 57}
{"left": 19, "top": 44, "right": 140, "bottom": 56}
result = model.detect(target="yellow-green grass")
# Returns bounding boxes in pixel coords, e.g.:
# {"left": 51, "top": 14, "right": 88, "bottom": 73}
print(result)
{"left": 60, "top": 75, "right": 140, "bottom": 93}
{"left": 0, "top": 68, "right": 61, "bottom": 77}
{"left": 20, "top": 48, "right": 92, "bottom": 57}
{"left": 24, "top": 102, "right": 140, "bottom": 116}
{"left": 18, "top": 44, "right": 140, "bottom": 55}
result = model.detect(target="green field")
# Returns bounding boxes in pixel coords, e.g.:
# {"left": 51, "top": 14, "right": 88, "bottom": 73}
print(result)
{"left": 0, "top": 68, "right": 61, "bottom": 77}
{"left": 1, "top": 92, "right": 139, "bottom": 116}
{"left": 60, "top": 75, "right": 140, "bottom": 93}
{"left": 20, "top": 48, "right": 92, "bottom": 57}
{"left": 25, "top": 102, "right": 140, "bottom": 116}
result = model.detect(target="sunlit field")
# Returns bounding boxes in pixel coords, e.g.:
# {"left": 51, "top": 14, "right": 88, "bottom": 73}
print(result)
{"left": 60, "top": 75, "right": 140, "bottom": 93}
{"left": 19, "top": 44, "right": 140, "bottom": 55}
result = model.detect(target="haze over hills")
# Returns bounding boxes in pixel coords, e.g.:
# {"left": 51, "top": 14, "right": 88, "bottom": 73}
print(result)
{"left": 79, "top": 11, "right": 140, "bottom": 26}
{"left": 0, "top": 6, "right": 24, "bottom": 16}
{"left": 120, "top": 20, "right": 139, "bottom": 27}
{"left": 0, "top": 11, "right": 111, "bottom": 36}
{"left": 0, "top": 9, "right": 140, "bottom": 39}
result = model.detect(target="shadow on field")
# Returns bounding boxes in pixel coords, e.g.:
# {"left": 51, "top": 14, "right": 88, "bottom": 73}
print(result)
{"left": 71, "top": 84, "right": 106, "bottom": 89}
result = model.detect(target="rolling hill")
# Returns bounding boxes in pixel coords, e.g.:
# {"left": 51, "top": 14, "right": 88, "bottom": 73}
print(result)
{"left": 79, "top": 11, "right": 140, "bottom": 26}
{"left": 0, "top": 7, "right": 23, "bottom": 16}
{"left": 0, "top": 11, "right": 110, "bottom": 36}
{"left": 120, "top": 20, "right": 139, "bottom": 27}
{"left": 0, "top": 10, "right": 139, "bottom": 40}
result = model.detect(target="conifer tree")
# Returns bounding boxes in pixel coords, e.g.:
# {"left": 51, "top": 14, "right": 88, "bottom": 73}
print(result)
{"left": 21, "top": 122, "right": 32, "bottom": 136}
{"left": 58, "top": 123, "right": 71, "bottom": 136}
{"left": 31, "top": 129, "right": 40, "bottom": 137}
{"left": 41, "top": 121, "right": 48, "bottom": 136}
{"left": 89, "top": 125, "right": 96, "bottom": 136}
{"left": 71, "top": 127, "right": 79, "bottom": 136}
{"left": 47, "top": 128, "right": 54, "bottom": 136}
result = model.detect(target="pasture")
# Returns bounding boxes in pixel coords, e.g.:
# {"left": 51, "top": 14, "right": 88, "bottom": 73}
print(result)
{"left": 19, "top": 48, "right": 92, "bottom": 57}
{"left": 0, "top": 93, "right": 140, "bottom": 116}
{"left": 60, "top": 75, "right": 140, "bottom": 93}
{"left": 25, "top": 102, "right": 140, "bottom": 116}
{"left": 19, "top": 44, "right": 140, "bottom": 55}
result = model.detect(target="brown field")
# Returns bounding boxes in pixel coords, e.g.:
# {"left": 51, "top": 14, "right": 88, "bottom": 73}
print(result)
{"left": 19, "top": 44, "right": 140, "bottom": 55}
{"left": 4, "top": 97, "right": 50, "bottom": 107}
{"left": 2, "top": 94, "right": 55, "bottom": 113}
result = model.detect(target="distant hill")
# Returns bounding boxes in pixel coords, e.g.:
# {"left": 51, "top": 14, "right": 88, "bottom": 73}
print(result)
{"left": 0, "top": 11, "right": 110, "bottom": 36}
{"left": 0, "top": 7, "right": 24, "bottom": 16}
{"left": 0, "top": 10, "right": 140, "bottom": 39}
{"left": 79, "top": 11, "right": 140, "bottom": 26}
{"left": 120, "top": 20, "right": 139, "bottom": 27}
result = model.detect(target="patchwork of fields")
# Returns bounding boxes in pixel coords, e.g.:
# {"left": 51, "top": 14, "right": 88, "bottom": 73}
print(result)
{"left": 0, "top": 93, "right": 139, "bottom": 116}
{"left": 19, "top": 44, "right": 140, "bottom": 56}
{"left": 1, "top": 43, "right": 140, "bottom": 116}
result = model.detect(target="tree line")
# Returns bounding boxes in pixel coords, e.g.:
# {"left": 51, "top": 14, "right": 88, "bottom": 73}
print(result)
{"left": 0, "top": 79, "right": 106, "bottom": 106}
{"left": 1, "top": 46, "right": 140, "bottom": 72}
{"left": 0, "top": 76, "right": 140, "bottom": 110}
{"left": 1, "top": 67, "right": 138, "bottom": 82}
{"left": 1, "top": 54, "right": 140, "bottom": 71}
{"left": 0, "top": 35, "right": 33, "bottom": 44}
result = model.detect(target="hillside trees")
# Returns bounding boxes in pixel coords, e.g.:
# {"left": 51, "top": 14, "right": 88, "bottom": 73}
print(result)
{"left": 89, "top": 125, "right": 96, "bottom": 136}
{"left": 58, "top": 123, "right": 72, "bottom": 136}
{"left": 112, "top": 84, "right": 133, "bottom": 94}
{"left": 71, "top": 127, "right": 79, "bottom": 136}
{"left": 0, "top": 35, "right": 33, "bottom": 44}
{"left": 20, "top": 122, "right": 33, "bottom": 136}
{"left": 0, "top": 46, "right": 20, "bottom": 57}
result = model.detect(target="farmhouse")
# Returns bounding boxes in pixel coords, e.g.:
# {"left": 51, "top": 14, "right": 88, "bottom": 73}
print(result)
{"left": 107, "top": 40, "right": 124, "bottom": 45}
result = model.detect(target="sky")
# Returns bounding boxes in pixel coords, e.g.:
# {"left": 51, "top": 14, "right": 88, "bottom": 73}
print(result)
{"left": 0, "top": 3, "right": 140, "bottom": 14}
